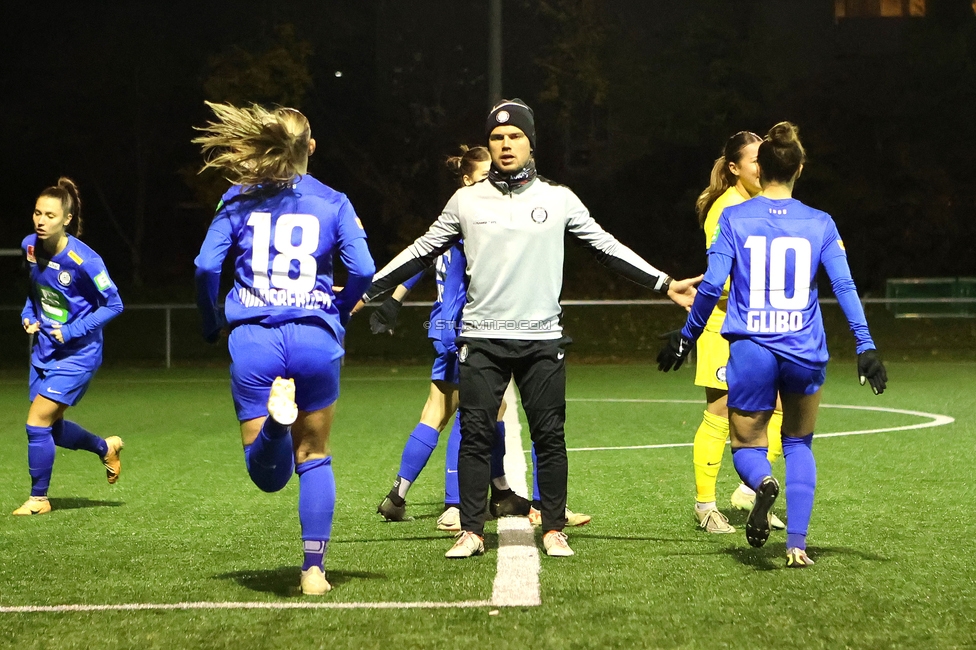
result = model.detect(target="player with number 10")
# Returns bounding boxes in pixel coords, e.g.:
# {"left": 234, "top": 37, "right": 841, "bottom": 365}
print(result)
{"left": 193, "top": 102, "right": 375, "bottom": 594}
{"left": 658, "top": 122, "right": 888, "bottom": 567}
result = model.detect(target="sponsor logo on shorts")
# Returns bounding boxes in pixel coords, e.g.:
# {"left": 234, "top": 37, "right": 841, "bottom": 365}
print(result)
{"left": 557, "top": 351, "right": 565, "bottom": 360}
{"left": 531, "top": 207, "right": 548, "bottom": 223}
{"left": 716, "top": 366, "right": 727, "bottom": 383}
{"left": 46, "top": 387, "right": 63, "bottom": 395}
{"left": 57, "top": 271, "right": 72, "bottom": 287}
{"left": 458, "top": 344, "right": 469, "bottom": 363}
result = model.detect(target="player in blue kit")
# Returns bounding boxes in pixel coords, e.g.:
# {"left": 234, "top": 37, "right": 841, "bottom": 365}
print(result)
{"left": 372, "top": 146, "right": 531, "bottom": 529}
{"left": 193, "top": 102, "right": 375, "bottom": 594}
{"left": 658, "top": 122, "right": 888, "bottom": 567}
{"left": 16, "top": 177, "right": 125, "bottom": 516}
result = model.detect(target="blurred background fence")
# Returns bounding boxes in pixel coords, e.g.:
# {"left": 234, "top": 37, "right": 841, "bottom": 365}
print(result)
{"left": 2, "top": 294, "right": 974, "bottom": 369}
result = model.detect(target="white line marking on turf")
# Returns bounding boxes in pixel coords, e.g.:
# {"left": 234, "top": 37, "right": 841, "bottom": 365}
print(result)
{"left": 561, "top": 399, "right": 954, "bottom": 452}
{"left": 492, "top": 381, "right": 542, "bottom": 608}
{"left": 0, "top": 600, "right": 491, "bottom": 613}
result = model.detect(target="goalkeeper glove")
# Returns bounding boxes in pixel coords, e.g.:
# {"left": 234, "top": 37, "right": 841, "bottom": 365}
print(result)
{"left": 369, "top": 297, "right": 402, "bottom": 335}
{"left": 657, "top": 330, "right": 693, "bottom": 372}
{"left": 857, "top": 349, "right": 887, "bottom": 395}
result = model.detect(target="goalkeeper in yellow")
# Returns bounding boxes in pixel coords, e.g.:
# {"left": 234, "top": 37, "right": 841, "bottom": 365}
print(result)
{"left": 691, "top": 131, "right": 785, "bottom": 533}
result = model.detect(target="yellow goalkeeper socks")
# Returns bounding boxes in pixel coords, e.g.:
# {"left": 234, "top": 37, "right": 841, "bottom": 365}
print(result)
{"left": 693, "top": 410, "right": 730, "bottom": 504}
{"left": 767, "top": 409, "right": 784, "bottom": 464}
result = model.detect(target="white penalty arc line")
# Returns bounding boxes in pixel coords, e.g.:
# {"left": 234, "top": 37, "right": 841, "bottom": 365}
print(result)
{"left": 0, "top": 600, "right": 491, "bottom": 614}
{"left": 561, "top": 399, "right": 955, "bottom": 452}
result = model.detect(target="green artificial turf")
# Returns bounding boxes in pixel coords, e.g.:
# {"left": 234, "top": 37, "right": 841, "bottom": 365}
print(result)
{"left": 0, "top": 362, "right": 973, "bottom": 649}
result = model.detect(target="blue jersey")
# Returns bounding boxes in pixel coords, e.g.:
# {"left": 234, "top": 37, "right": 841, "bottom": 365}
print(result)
{"left": 683, "top": 196, "right": 874, "bottom": 367}
{"left": 194, "top": 175, "right": 375, "bottom": 344}
{"left": 403, "top": 243, "right": 467, "bottom": 347}
{"left": 21, "top": 234, "right": 123, "bottom": 372}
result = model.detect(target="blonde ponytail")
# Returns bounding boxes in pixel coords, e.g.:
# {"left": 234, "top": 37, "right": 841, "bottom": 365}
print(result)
{"left": 193, "top": 101, "right": 311, "bottom": 189}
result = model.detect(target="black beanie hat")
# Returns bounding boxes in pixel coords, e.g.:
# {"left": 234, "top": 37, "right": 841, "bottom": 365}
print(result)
{"left": 486, "top": 98, "right": 536, "bottom": 150}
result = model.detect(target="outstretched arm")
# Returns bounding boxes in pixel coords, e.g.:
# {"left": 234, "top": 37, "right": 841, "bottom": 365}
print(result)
{"left": 364, "top": 209, "right": 461, "bottom": 302}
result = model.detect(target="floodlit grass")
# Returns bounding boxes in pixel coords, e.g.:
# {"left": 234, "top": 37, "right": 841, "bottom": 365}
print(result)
{"left": 0, "top": 362, "right": 974, "bottom": 649}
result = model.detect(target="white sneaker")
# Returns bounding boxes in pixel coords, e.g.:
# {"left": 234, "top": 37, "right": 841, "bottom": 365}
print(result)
{"left": 543, "top": 530, "right": 574, "bottom": 557}
{"left": 694, "top": 506, "right": 736, "bottom": 534}
{"left": 268, "top": 377, "right": 298, "bottom": 426}
{"left": 436, "top": 506, "right": 461, "bottom": 532}
{"left": 528, "top": 506, "right": 591, "bottom": 527}
{"left": 730, "top": 483, "right": 756, "bottom": 510}
{"left": 300, "top": 566, "right": 332, "bottom": 595}
{"left": 445, "top": 531, "right": 484, "bottom": 558}
{"left": 731, "top": 484, "right": 785, "bottom": 530}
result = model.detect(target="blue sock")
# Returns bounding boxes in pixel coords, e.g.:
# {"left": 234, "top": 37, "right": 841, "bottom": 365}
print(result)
{"left": 26, "top": 425, "right": 56, "bottom": 497}
{"left": 783, "top": 434, "right": 817, "bottom": 550}
{"left": 490, "top": 422, "right": 506, "bottom": 480}
{"left": 531, "top": 446, "right": 540, "bottom": 507}
{"left": 244, "top": 418, "right": 294, "bottom": 493}
{"left": 51, "top": 420, "right": 108, "bottom": 456}
{"left": 731, "top": 447, "right": 772, "bottom": 491}
{"left": 444, "top": 414, "right": 461, "bottom": 505}
{"left": 397, "top": 423, "right": 440, "bottom": 483}
{"left": 297, "top": 457, "right": 335, "bottom": 571}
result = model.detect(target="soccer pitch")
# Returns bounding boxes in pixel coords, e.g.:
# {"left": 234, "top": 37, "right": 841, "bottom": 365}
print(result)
{"left": 0, "top": 362, "right": 974, "bottom": 649}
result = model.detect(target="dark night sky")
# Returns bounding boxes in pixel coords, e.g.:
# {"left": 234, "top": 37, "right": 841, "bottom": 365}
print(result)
{"left": 2, "top": 1, "right": 974, "bottom": 301}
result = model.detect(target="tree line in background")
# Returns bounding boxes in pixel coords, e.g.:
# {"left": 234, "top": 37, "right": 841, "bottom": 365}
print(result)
{"left": 1, "top": 0, "right": 973, "bottom": 302}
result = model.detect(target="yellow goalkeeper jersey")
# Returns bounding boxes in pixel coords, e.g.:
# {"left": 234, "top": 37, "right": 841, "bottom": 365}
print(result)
{"left": 702, "top": 186, "right": 748, "bottom": 332}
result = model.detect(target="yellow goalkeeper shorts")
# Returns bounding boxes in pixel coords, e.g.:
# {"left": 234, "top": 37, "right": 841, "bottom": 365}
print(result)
{"left": 695, "top": 328, "right": 729, "bottom": 390}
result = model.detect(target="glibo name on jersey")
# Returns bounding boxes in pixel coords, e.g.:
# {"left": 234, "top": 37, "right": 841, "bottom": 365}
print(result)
{"left": 746, "top": 310, "right": 804, "bottom": 333}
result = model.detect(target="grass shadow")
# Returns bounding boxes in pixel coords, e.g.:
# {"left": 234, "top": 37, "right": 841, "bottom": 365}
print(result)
{"left": 214, "top": 566, "right": 387, "bottom": 597}
{"left": 48, "top": 497, "right": 124, "bottom": 510}
{"left": 722, "top": 543, "right": 891, "bottom": 570}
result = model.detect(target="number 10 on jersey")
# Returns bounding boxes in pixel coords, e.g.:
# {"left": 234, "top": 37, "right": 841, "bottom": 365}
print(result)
{"left": 743, "top": 235, "right": 810, "bottom": 333}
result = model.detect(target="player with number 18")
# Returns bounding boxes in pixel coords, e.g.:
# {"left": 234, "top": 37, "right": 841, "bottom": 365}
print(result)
{"left": 193, "top": 102, "right": 375, "bottom": 594}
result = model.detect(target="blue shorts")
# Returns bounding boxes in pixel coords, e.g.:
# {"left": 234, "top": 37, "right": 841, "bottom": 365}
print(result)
{"left": 727, "top": 339, "right": 826, "bottom": 412}
{"left": 228, "top": 322, "right": 343, "bottom": 421}
{"left": 430, "top": 339, "right": 460, "bottom": 384}
{"left": 30, "top": 366, "right": 95, "bottom": 407}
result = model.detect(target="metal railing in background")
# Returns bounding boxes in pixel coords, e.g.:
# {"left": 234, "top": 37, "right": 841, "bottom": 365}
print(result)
{"left": 2, "top": 298, "right": 975, "bottom": 368}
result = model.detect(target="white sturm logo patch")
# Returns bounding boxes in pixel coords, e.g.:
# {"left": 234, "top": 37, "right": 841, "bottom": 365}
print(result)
{"left": 531, "top": 207, "right": 548, "bottom": 223}
{"left": 57, "top": 271, "right": 72, "bottom": 287}
{"left": 458, "top": 344, "right": 469, "bottom": 363}
{"left": 495, "top": 110, "right": 510, "bottom": 124}
{"left": 716, "top": 366, "right": 727, "bottom": 383}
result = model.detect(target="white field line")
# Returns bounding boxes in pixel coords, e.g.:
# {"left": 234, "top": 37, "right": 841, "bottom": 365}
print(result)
{"left": 0, "top": 601, "right": 491, "bottom": 614}
{"left": 560, "top": 399, "right": 955, "bottom": 452}
{"left": 2, "top": 398, "right": 948, "bottom": 614}
{"left": 492, "top": 380, "right": 541, "bottom": 607}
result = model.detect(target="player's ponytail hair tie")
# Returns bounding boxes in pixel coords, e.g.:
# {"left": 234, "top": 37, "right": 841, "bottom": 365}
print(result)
{"left": 758, "top": 121, "right": 806, "bottom": 185}
{"left": 193, "top": 101, "right": 312, "bottom": 190}
{"left": 446, "top": 145, "right": 490, "bottom": 187}
{"left": 38, "top": 177, "right": 84, "bottom": 237}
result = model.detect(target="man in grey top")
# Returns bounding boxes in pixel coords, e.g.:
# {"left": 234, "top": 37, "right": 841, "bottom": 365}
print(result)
{"left": 365, "top": 99, "right": 699, "bottom": 558}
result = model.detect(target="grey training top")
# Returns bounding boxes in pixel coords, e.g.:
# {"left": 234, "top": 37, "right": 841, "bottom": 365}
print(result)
{"left": 367, "top": 176, "right": 671, "bottom": 340}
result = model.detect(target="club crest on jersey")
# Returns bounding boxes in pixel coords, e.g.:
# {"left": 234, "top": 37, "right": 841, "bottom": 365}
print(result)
{"left": 495, "top": 110, "right": 510, "bottom": 124}
{"left": 26, "top": 245, "right": 36, "bottom": 263}
{"left": 716, "top": 366, "right": 727, "bottom": 383}
{"left": 458, "top": 344, "right": 469, "bottom": 363}
{"left": 57, "top": 271, "right": 72, "bottom": 287}
{"left": 531, "top": 207, "right": 548, "bottom": 224}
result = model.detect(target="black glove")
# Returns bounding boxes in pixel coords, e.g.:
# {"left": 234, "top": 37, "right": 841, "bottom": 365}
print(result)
{"left": 657, "top": 330, "right": 693, "bottom": 372}
{"left": 369, "top": 297, "right": 402, "bottom": 335}
{"left": 857, "top": 349, "right": 888, "bottom": 395}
